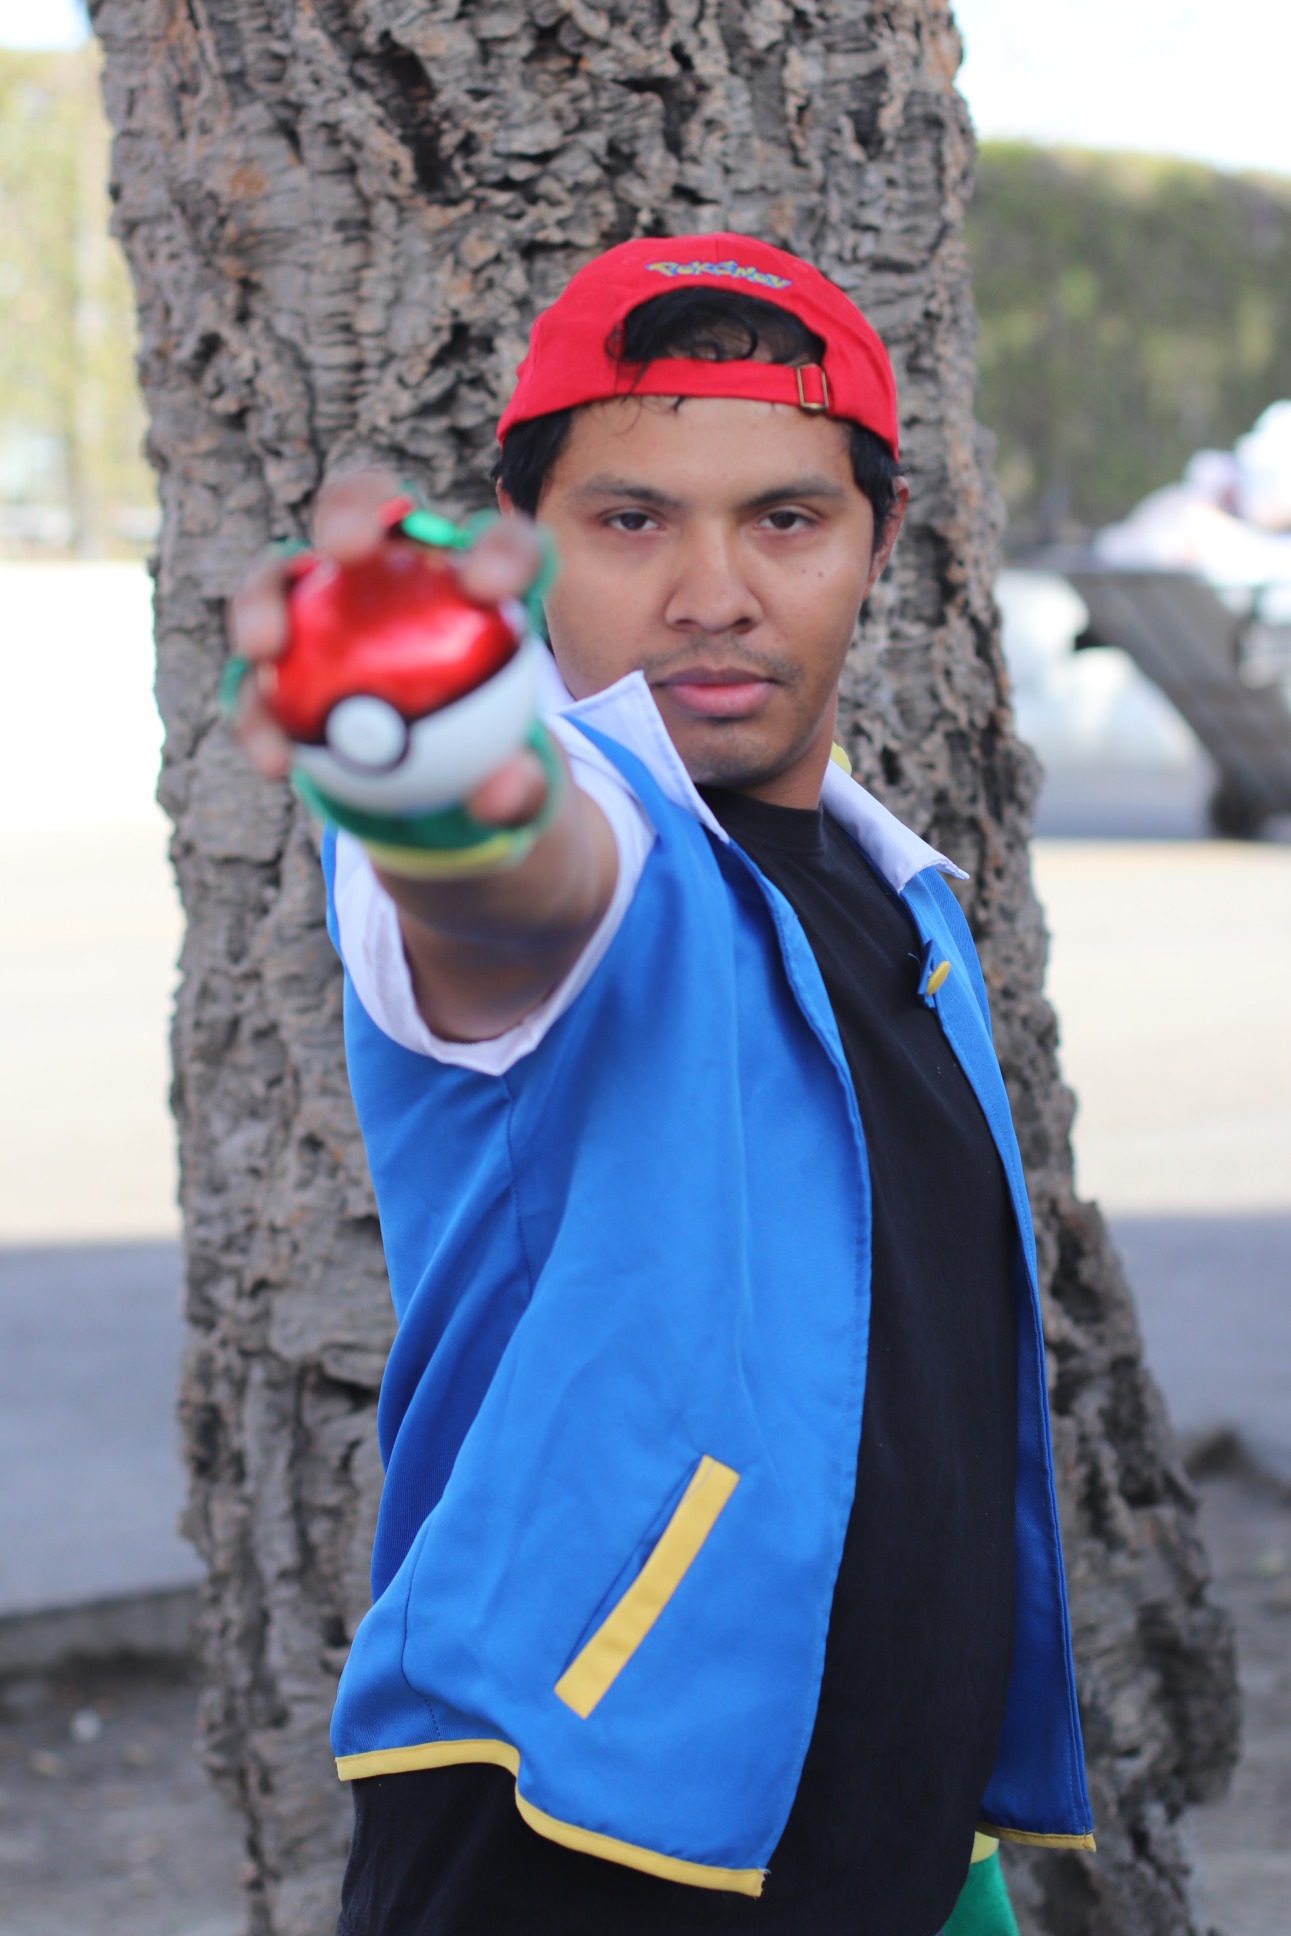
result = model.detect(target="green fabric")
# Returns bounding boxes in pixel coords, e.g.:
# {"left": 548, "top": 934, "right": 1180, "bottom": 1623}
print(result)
{"left": 291, "top": 719, "right": 564, "bottom": 850}
{"left": 942, "top": 1852, "right": 1020, "bottom": 1936}
{"left": 519, "top": 521, "right": 559, "bottom": 637}
{"left": 218, "top": 654, "right": 251, "bottom": 720}
{"left": 397, "top": 508, "right": 472, "bottom": 551}
{"left": 399, "top": 505, "right": 558, "bottom": 638}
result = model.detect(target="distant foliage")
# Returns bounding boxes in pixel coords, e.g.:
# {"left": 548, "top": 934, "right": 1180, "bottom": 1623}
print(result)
{"left": 0, "top": 48, "right": 155, "bottom": 557}
{"left": 968, "top": 142, "right": 1291, "bottom": 549}
{"left": 9, "top": 65, "right": 1291, "bottom": 565}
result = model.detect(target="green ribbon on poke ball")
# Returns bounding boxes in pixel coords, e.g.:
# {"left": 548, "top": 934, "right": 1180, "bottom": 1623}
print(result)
{"left": 398, "top": 505, "right": 558, "bottom": 639}
{"left": 291, "top": 719, "right": 565, "bottom": 854}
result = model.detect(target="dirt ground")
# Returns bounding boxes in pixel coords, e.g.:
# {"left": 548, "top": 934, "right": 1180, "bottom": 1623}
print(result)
{"left": 1187, "top": 1462, "right": 1291, "bottom": 1935}
{"left": 0, "top": 1656, "right": 244, "bottom": 1936}
{"left": 0, "top": 1468, "right": 1287, "bottom": 1936}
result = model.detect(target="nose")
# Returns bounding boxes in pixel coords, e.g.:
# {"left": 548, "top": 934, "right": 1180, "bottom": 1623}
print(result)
{"left": 663, "top": 521, "right": 762, "bottom": 636}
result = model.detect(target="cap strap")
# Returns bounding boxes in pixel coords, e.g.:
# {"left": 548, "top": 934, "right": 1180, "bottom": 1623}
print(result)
{"left": 795, "top": 365, "right": 829, "bottom": 412}
{"left": 618, "top": 359, "right": 834, "bottom": 416}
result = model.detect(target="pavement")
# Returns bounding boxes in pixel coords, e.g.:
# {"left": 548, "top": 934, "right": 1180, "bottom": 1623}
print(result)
{"left": 0, "top": 563, "right": 179, "bottom": 1247}
{"left": 0, "top": 820, "right": 181, "bottom": 1245}
{"left": 0, "top": 1244, "right": 196, "bottom": 1623}
{"left": 1032, "top": 836, "right": 1291, "bottom": 1218}
{"left": 1111, "top": 1214, "right": 1291, "bottom": 1481}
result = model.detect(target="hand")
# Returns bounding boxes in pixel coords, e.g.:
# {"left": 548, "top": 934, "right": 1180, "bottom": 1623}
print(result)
{"left": 226, "top": 468, "right": 548, "bottom": 826}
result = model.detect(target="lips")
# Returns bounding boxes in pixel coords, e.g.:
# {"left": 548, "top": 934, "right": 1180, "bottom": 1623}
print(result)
{"left": 659, "top": 670, "right": 775, "bottom": 718}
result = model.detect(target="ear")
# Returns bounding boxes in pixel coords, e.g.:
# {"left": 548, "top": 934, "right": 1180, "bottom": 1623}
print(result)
{"left": 863, "top": 477, "right": 909, "bottom": 598}
{"left": 496, "top": 483, "right": 515, "bottom": 516}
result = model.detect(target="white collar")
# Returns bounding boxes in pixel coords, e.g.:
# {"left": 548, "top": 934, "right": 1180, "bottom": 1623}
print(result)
{"left": 536, "top": 647, "right": 966, "bottom": 894}
{"left": 817, "top": 757, "right": 967, "bottom": 890}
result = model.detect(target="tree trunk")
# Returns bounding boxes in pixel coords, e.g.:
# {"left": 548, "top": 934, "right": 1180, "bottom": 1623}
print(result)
{"left": 91, "top": 3, "right": 1238, "bottom": 1931}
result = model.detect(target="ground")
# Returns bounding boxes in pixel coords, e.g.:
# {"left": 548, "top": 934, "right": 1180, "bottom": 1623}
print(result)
{"left": 1188, "top": 1462, "right": 1291, "bottom": 1935}
{"left": 0, "top": 1657, "right": 243, "bottom": 1936}
{"left": 0, "top": 1464, "right": 1286, "bottom": 1936}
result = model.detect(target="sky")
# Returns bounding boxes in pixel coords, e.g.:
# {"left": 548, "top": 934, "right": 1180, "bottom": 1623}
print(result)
{"left": 4, "top": 0, "right": 1289, "bottom": 180}
{"left": 0, "top": 0, "right": 87, "bottom": 50}
{"left": 954, "top": 0, "right": 1291, "bottom": 178}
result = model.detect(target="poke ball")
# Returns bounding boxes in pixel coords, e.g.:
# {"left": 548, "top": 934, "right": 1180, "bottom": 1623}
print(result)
{"left": 258, "top": 542, "right": 540, "bottom": 814}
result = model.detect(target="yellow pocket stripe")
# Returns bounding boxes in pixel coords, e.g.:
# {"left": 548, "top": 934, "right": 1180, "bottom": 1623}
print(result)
{"left": 555, "top": 1456, "right": 740, "bottom": 1720}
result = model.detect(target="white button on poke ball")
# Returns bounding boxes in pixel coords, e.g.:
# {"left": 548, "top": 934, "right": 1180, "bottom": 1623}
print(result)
{"left": 325, "top": 695, "right": 410, "bottom": 771}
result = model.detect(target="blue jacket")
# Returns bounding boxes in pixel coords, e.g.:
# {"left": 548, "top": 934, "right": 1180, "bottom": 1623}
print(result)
{"left": 322, "top": 675, "right": 1093, "bottom": 1897}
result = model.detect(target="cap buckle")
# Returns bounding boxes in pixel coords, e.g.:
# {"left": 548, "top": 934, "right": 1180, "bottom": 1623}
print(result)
{"left": 795, "top": 365, "right": 830, "bottom": 413}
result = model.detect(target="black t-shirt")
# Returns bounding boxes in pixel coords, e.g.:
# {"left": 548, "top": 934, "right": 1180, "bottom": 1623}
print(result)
{"left": 337, "top": 792, "right": 1018, "bottom": 1936}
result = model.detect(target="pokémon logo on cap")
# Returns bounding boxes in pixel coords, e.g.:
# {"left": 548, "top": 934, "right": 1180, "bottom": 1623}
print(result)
{"left": 645, "top": 259, "right": 793, "bottom": 290}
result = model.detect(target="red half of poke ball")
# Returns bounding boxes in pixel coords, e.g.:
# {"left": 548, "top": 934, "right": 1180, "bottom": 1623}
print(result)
{"left": 259, "top": 542, "right": 521, "bottom": 746}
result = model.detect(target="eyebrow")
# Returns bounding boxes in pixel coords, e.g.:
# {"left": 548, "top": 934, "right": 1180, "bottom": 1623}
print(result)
{"left": 568, "top": 477, "right": 685, "bottom": 510}
{"left": 568, "top": 473, "right": 850, "bottom": 511}
{"left": 740, "top": 476, "right": 849, "bottom": 511}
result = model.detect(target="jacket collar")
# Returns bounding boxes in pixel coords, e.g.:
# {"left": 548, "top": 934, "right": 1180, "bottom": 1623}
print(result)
{"left": 537, "top": 649, "right": 966, "bottom": 894}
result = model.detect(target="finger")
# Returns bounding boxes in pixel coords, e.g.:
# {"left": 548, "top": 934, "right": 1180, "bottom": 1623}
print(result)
{"left": 464, "top": 748, "right": 548, "bottom": 828}
{"left": 229, "top": 552, "right": 292, "bottom": 661}
{"left": 314, "top": 468, "right": 405, "bottom": 564}
{"left": 235, "top": 684, "right": 294, "bottom": 779}
{"left": 457, "top": 517, "right": 543, "bottom": 607}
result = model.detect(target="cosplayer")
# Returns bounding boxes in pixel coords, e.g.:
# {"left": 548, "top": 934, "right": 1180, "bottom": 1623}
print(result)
{"left": 228, "top": 235, "right": 1093, "bottom": 1936}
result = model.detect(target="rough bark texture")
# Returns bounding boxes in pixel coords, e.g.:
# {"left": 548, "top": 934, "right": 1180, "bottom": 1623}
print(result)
{"left": 91, "top": 3, "right": 1238, "bottom": 1932}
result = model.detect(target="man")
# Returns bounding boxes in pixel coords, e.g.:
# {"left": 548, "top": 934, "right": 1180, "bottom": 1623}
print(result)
{"left": 230, "top": 235, "right": 1092, "bottom": 1935}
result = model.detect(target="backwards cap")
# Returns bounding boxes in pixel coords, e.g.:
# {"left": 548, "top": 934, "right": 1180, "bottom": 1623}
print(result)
{"left": 496, "top": 233, "right": 899, "bottom": 457}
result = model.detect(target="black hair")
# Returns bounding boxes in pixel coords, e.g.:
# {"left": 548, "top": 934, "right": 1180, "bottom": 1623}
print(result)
{"left": 492, "top": 286, "right": 903, "bottom": 535}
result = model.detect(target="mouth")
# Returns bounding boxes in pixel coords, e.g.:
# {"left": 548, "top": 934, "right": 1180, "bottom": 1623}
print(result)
{"left": 656, "top": 667, "right": 777, "bottom": 719}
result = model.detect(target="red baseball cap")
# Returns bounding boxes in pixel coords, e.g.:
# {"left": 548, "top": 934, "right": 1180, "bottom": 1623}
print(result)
{"left": 496, "top": 233, "right": 899, "bottom": 456}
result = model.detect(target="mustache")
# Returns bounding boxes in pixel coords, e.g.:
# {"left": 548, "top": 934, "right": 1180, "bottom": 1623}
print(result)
{"left": 638, "top": 641, "right": 802, "bottom": 685}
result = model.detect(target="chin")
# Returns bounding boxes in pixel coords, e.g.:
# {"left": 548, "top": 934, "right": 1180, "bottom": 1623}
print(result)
{"left": 674, "top": 730, "right": 789, "bottom": 794}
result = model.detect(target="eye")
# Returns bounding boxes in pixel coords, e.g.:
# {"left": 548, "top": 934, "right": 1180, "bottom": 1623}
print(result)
{"left": 759, "top": 508, "right": 815, "bottom": 533}
{"left": 606, "top": 510, "right": 658, "bottom": 534}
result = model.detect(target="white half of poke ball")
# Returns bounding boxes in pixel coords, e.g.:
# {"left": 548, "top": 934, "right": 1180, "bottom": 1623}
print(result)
{"left": 291, "top": 632, "right": 543, "bottom": 815}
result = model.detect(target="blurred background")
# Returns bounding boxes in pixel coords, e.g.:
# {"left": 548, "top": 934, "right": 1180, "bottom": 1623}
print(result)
{"left": 0, "top": 2, "right": 1287, "bottom": 1933}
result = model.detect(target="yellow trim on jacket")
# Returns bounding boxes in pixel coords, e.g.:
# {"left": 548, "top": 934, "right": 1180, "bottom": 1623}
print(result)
{"left": 979, "top": 1820, "right": 1097, "bottom": 1852}
{"left": 335, "top": 1736, "right": 765, "bottom": 1895}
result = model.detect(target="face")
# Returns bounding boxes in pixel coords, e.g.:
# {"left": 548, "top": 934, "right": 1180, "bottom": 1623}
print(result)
{"left": 500, "top": 396, "right": 905, "bottom": 808}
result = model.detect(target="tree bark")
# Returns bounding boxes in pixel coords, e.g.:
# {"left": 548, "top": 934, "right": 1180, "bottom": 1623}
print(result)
{"left": 91, "top": 3, "right": 1238, "bottom": 1931}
